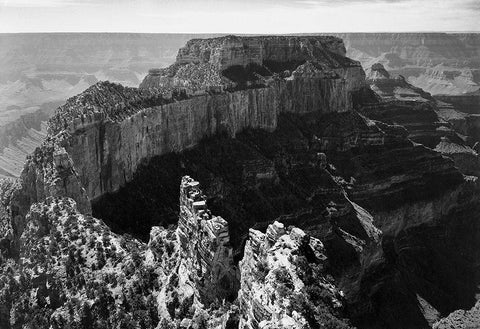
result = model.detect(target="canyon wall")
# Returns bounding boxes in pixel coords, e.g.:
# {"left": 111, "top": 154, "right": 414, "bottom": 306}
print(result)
{"left": 53, "top": 35, "right": 365, "bottom": 201}
{"left": 334, "top": 33, "right": 479, "bottom": 66}
{"left": 435, "top": 93, "right": 480, "bottom": 114}
{"left": 329, "top": 33, "right": 480, "bottom": 96}
{"left": 64, "top": 84, "right": 280, "bottom": 200}
{"left": 176, "top": 176, "right": 238, "bottom": 303}
{"left": 7, "top": 35, "right": 480, "bottom": 329}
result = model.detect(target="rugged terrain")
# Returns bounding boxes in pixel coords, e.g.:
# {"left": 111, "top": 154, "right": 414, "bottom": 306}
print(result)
{"left": 332, "top": 33, "right": 480, "bottom": 96}
{"left": 3, "top": 32, "right": 480, "bottom": 179}
{"left": 0, "top": 33, "right": 220, "bottom": 178}
{"left": 0, "top": 34, "right": 480, "bottom": 329}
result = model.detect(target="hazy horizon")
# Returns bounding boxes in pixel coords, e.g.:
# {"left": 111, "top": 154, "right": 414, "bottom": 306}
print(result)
{"left": 1, "top": 31, "right": 480, "bottom": 34}
{"left": 1, "top": 0, "right": 479, "bottom": 33}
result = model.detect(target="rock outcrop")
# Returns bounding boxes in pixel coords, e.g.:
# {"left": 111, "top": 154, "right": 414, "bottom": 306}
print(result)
{"left": 362, "top": 63, "right": 447, "bottom": 148}
{"left": 176, "top": 176, "right": 238, "bottom": 303}
{"left": 410, "top": 66, "right": 480, "bottom": 96}
{"left": 41, "top": 35, "right": 367, "bottom": 202}
{"left": 330, "top": 33, "right": 480, "bottom": 96}
{"left": 434, "top": 136, "right": 480, "bottom": 176}
{"left": 0, "top": 109, "right": 49, "bottom": 178}
{"left": 433, "top": 300, "right": 480, "bottom": 329}
{"left": 362, "top": 63, "right": 480, "bottom": 177}
{"left": 239, "top": 221, "right": 352, "bottom": 329}
{"left": 2, "top": 34, "right": 480, "bottom": 329}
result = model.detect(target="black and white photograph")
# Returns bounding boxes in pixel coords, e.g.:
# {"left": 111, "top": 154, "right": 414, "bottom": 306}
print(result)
{"left": 0, "top": 0, "right": 479, "bottom": 328}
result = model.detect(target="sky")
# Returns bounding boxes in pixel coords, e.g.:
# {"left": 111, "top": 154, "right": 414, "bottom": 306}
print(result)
{"left": 0, "top": 0, "right": 479, "bottom": 33}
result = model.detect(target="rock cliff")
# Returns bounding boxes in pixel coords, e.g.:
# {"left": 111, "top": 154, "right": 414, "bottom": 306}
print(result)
{"left": 435, "top": 91, "right": 480, "bottom": 114}
{"left": 176, "top": 176, "right": 238, "bottom": 303}
{"left": 2, "top": 34, "right": 480, "bottom": 329}
{"left": 362, "top": 63, "right": 480, "bottom": 176}
{"left": 44, "top": 35, "right": 366, "bottom": 202}
{"left": 238, "top": 221, "right": 352, "bottom": 329}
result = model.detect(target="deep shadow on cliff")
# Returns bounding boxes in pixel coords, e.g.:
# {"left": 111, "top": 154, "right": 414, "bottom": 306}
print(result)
{"left": 92, "top": 109, "right": 480, "bottom": 329}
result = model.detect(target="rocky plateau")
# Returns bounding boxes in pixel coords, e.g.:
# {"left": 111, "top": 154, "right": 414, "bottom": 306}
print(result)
{"left": 0, "top": 34, "right": 480, "bottom": 329}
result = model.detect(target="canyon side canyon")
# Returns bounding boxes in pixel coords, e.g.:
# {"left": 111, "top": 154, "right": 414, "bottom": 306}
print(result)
{"left": 0, "top": 34, "right": 480, "bottom": 329}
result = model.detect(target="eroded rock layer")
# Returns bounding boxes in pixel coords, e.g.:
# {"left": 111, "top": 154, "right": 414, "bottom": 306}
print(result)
{"left": 239, "top": 221, "right": 352, "bottom": 329}
{"left": 331, "top": 33, "right": 480, "bottom": 96}
{"left": 2, "top": 34, "right": 480, "bottom": 329}
{"left": 43, "top": 35, "right": 367, "bottom": 202}
{"left": 361, "top": 63, "right": 480, "bottom": 177}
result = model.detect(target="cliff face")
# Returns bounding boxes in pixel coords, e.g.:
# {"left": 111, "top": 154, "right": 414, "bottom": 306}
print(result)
{"left": 335, "top": 33, "right": 479, "bottom": 67}
{"left": 48, "top": 35, "right": 366, "bottom": 201}
{"left": 175, "top": 35, "right": 348, "bottom": 69}
{"left": 3, "top": 34, "right": 480, "bottom": 329}
{"left": 89, "top": 102, "right": 480, "bottom": 328}
{"left": 362, "top": 63, "right": 480, "bottom": 177}
{"left": 64, "top": 84, "right": 280, "bottom": 200}
{"left": 9, "top": 138, "right": 91, "bottom": 251}
{"left": 238, "top": 221, "right": 352, "bottom": 329}
{"left": 410, "top": 66, "right": 480, "bottom": 96}
{"left": 176, "top": 176, "right": 238, "bottom": 303}
{"left": 435, "top": 92, "right": 480, "bottom": 114}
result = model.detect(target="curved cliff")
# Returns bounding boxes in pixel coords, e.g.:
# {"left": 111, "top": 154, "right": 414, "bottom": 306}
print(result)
{"left": 45, "top": 35, "right": 366, "bottom": 202}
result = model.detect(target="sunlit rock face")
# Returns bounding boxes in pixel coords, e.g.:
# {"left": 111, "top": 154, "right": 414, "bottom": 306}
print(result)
{"left": 45, "top": 35, "right": 367, "bottom": 202}
{"left": 0, "top": 33, "right": 225, "bottom": 180}
{"left": 175, "top": 35, "right": 348, "bottom": 69}
{"left": 434, "top": 300, "right": 480, "bottom": 329}
{"left": 176, "top": 176, "right": 238, "bottom": 303}
{"left": 365, "top": 63, "right": 434, "bottom": 103}
{"left": 9, "top": 138, "right": 91, "bottom": 251}
{"left": 238, "top": 221, "right": 352, "bottom": 329}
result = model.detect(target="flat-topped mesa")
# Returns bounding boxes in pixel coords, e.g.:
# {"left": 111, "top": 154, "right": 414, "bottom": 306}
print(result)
{"left": 175, "top": 35, "right": 350, "bottom": 70}
{"left": 20, "top": 35, "right": 368, "bottom": 203}
{"left": 141, "top": 35, "right": 366, "bottom": 101}
{"left": 176, "top": 176, "right": 238, "bottom": 303}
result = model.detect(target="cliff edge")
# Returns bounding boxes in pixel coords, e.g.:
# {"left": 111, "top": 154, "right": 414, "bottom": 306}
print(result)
{"left": 40, "top": 35, "right": 367, "bottom": 203}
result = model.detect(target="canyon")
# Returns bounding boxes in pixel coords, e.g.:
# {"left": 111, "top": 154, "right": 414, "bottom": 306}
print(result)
{"left": 0, "top": 34, "right": 480, "bottom": 329}
{"left": 0, "top": 33, "right": 220, "bottom": 178}
{"left": 2, "top": 32, "right": 479, "bottom": 179}
{"left": 333, "top": 33, "right": 480, "bottom": 96}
